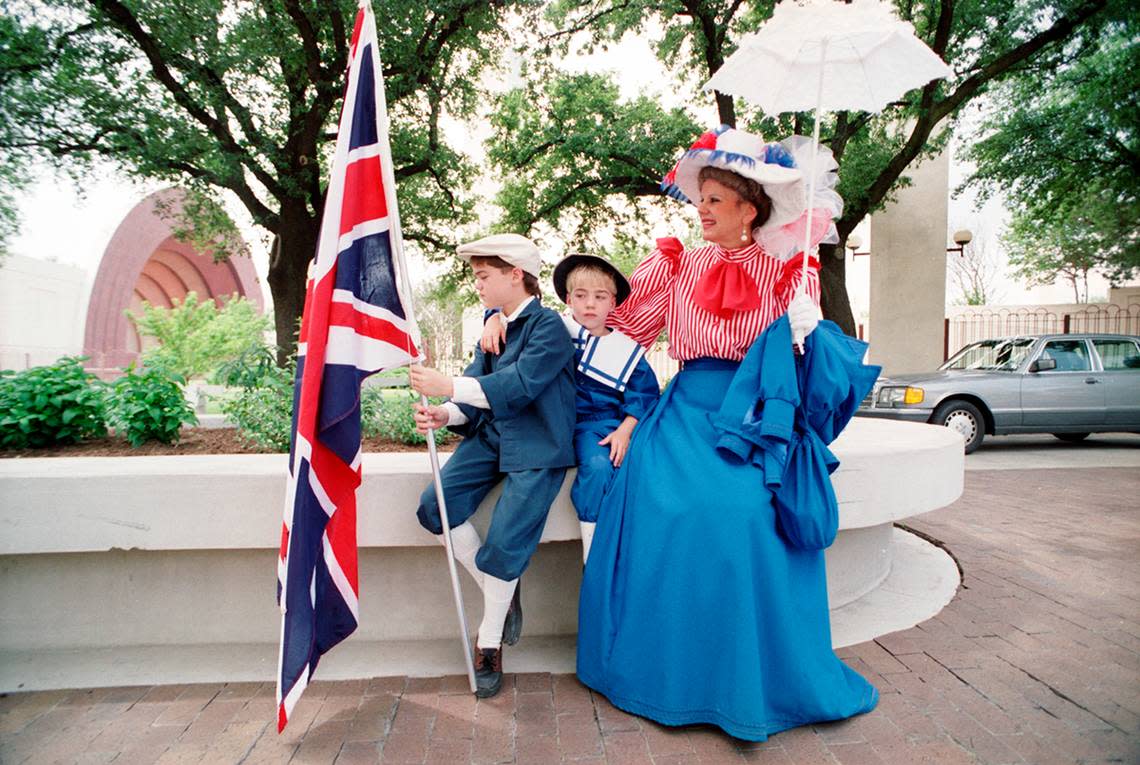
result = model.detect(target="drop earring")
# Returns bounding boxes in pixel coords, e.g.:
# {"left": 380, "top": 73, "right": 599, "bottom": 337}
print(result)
{"left": 741, "top": 227, "right": 749, "bottom": 242}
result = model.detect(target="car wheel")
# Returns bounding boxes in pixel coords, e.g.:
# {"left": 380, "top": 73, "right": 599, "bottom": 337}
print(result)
{"left": 933, "top": 400, "right": 985, "bottom": 454}
{"left": 1052, "top": 432, "right": 1091, "bottom": 443}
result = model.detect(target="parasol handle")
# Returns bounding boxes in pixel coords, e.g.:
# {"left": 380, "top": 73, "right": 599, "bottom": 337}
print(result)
{"left": 794, "top": 37, "right": 828, "bottom": 352}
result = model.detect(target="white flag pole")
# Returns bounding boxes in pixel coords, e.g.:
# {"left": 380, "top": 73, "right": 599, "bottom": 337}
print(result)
{"left": 361, "top": 0, "right": 477, "bottom": 693}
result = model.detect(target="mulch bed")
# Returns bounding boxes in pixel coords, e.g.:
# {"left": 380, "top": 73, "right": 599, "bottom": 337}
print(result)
{"left": 0, "top": 428, "right": 457, "bottom": 458}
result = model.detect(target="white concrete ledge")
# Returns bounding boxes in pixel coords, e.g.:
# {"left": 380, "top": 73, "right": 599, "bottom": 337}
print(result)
{"left": 0, "top": 418, "right": 964, "bottom": 690}
{"left": 0, "top": 418, "right": 963, "bottom": 554}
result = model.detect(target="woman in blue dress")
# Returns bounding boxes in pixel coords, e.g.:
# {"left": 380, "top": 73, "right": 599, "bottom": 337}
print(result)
{"left": 576, "top": 126, "right": 878, "bottom": 741}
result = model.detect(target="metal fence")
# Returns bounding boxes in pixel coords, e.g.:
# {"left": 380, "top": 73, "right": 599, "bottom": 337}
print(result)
{"left": 944, "top": 304, "right": 1140, "bottom": 360}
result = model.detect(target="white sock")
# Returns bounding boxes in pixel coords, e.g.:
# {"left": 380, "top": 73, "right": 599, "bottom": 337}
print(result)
{"left": 439, "top": 522, "right": 484, "bottom": 591}
{"left": 476, "top": 575, "right": 518, "bottom": 650}
{"left": 579, "top": 521, "right": 596, "bottom": 565}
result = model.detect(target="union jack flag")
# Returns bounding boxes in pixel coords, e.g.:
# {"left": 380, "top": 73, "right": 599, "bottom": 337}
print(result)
{"left": 276, "top": 2, "right": 422, "bottom": 732}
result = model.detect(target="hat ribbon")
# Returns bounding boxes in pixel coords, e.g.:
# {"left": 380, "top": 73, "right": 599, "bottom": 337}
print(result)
{"left": 693, "top": 259, "right": 762, "bottom": 319}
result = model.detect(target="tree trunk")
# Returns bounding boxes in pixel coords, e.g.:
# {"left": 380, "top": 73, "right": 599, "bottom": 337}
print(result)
{"left": 819, "top": 243, "right": 856, "bottom": 336}
{"left": 715, "top": 91, "right": 736, "bottom": 128}
{"left": 267, "top": 202, "right": 320, "bottom": 365}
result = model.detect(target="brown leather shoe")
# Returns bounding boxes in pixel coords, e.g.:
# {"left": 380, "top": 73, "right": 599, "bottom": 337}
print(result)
{"left": 474, "top": 646, "right": 503, "bottom": 698}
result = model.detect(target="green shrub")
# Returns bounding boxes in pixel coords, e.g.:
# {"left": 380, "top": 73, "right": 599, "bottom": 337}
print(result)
{"left": 213, "top": 342, "right": 279, "bottom": 389}
{"left": 366, "top": 388, "right": 448, "bottom": 447}
{"left": 222, "top": 362, "right": 295, "bottom": 452}
{"left": 128, "top": 292, "right": 272, "bottom": 381}
{"left": 106, "top": 366, "right": 197, "bottom": 446}
{"left": 223, "top": 365, "right": 446, "bottom": 452}
{"left": 0, "top": 357, "right": 107, "bottom": 449}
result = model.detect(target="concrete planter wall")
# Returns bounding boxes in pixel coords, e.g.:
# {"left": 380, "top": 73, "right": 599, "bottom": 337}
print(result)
{"left": 0, "top": 418, "right": 963, "bottom": 690}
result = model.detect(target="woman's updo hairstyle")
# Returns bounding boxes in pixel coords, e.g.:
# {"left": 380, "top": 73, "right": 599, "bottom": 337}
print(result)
{"left": 698, "top": 166, "right": 773, "bottom": 232}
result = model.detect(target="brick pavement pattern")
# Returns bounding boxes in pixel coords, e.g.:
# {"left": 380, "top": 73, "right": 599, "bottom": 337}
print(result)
{"left": 2, "top": 467, "right": 1138, "bottom": 764}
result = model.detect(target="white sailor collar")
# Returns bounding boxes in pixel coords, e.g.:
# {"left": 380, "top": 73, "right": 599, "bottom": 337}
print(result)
{"left": 566, "top": 316, "right": 646, "bottom": 393}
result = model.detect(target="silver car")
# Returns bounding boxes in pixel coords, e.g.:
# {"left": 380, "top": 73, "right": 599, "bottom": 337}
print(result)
{"left": 857, "top": 333, "right": 1140, "bottom": 453}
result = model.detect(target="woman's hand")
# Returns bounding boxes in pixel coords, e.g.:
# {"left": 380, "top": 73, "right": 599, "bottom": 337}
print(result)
{"left": 481, "top": 313, "right": 507, "bottom": 354}
{"left": 409, "top": 364, "right": 454, "bottom": 398}
{"left": 413, "top": 403, "right": 449, "bottom": 434}
{"left": 599, "top": 417, "right": 638, "bottom": 467}
{"left": 787, "top": 292, "right": 820, "bottom": 343}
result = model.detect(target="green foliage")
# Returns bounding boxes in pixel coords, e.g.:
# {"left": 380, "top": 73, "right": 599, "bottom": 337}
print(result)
{"left": 364, "top": 388, "right": 449, "bottom": 447}
{"left": 495, "top": 0, "right": 1115, "bottom": 334}
{"left": 963, "top": 14, "right": 1139, "bottom": 284}
{"left": 0, "top": 357, "right": 108, "bottom": 449}
{"left": 222, "top": 363, "right": 446, "bottom": 451}
{"left": 128, "top": 292, "right": 272, "bottom": 381}
{"left": 106, "top": 365, "right": 197, "bottom": 447}
{"left": 213, "top": 342, "right": 280, "bottom": 389}
{"left": 221, "top": 361, "right": 296, "bottom": 452}
{"left": 1005, "top": 216, "right": 1104, "bottom": 303}
{"left": 489, "top": 73, "right": 700, "bottom": 243}
{"left": 1, "top": 0, "right": 527, "bottom": 356}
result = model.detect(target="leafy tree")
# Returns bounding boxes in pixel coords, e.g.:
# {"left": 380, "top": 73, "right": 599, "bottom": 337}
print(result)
{"left": 1, "top": 0, "right": 524, "bottom": 360}
{"left": 1005, "top": 215, "right": 1102, "bottom": 303}
{"left": 492, "top": 0, "right": 1115, "bottom": 335}
{"left": 128, "top": 292, "right": 272, "bottom": 380}
{"left": 963, "top": 16, "right": 1138, "bottom": 286}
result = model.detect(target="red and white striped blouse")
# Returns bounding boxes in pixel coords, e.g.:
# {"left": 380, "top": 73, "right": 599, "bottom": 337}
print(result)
{"left": 610, "top": 238, "right": 821, "bottom": 363}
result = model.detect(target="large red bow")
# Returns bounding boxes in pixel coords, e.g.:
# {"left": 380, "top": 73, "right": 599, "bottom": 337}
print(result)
{"left": 693, "top": 259, "right": 762, "bottom": 319}
{"left": 774, "top": 255, "right": 821, "bottom": 297}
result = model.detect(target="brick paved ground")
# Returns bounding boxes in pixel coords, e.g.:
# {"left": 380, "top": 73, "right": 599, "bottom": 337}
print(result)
{"left": 2, "top": 466, "right": 1138, "bottom": 764}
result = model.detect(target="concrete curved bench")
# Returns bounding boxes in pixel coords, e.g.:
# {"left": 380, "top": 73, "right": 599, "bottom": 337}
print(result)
{"left": 0, "top": 418, "right": 963, "bottom": 691}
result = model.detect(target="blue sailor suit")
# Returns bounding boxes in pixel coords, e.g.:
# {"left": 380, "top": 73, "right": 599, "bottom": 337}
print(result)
{"left": 416, "top": 299, "right": 576, "bottom": 581}
{"left": 569, "top": 324, "right": 660, "bottom": 523}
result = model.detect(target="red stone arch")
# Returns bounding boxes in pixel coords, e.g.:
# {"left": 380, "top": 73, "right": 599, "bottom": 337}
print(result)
{"left": 83, "top": 188, "right": 265, "bottom": 375}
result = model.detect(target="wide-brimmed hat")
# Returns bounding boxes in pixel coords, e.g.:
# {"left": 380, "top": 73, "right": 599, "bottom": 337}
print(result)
{"left": 661, "top": 125, "right": 805, "bottom": 231}
{"left": 456, "top": 233, "right": 542, "bottom": 277}
{"left": 552, "top": 254, "right": 632, "bottom": 306}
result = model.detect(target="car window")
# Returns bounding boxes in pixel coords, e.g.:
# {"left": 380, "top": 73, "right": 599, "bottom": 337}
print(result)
{"left": 1040, "top": 339, "right": 1091, "bottom": 372}
{"left": 942, "top": 338, "right": 1034, "bottom": 371}
{"left": 1093, "top": 339, "right": 1140, "bottom": 370}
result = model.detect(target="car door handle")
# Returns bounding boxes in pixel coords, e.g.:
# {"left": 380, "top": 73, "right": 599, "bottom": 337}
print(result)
{"left": 1085, "top": 377, "right": 1100, "bottom": 384}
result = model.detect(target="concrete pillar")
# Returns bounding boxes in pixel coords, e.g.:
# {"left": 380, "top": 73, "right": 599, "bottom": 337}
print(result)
{"left": 868, "top": 147, "right": 950, "bottom": 375}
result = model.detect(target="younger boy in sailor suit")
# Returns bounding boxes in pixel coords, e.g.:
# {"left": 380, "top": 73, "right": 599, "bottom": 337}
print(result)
{"left": 485, "top": 254, "right": 660, "bottom": 563}
{"left": 409, "top": 233, "right": 576, "bottom": 699}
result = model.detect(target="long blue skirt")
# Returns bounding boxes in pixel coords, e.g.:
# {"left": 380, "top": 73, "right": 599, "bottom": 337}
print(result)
{"left": 576, "top": 358, "right": 878, "bottom": 741}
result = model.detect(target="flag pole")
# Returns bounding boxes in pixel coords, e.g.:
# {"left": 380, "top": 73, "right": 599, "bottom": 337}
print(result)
{"left": 360, "top": 0, "right": 477, "bottom": 693}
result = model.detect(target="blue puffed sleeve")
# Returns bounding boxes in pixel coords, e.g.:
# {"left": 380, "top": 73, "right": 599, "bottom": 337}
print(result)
{"left": 475, "top": 311, "right": 575, "bottom": 421}
{"left": 712, "top": 315, "right": 800, "bottom": 486}
{"left": 620, "top": 357, "right": 660, "bottom": 421}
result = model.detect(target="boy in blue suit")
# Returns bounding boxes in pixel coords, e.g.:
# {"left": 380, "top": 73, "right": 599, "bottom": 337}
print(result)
{"left": 483, "top": 255, "right": 660, "bottom": 563}
{"left": 552, "top": 255, "right": 660, "bottom": 563}
{"left": 410, "top": 233, "right": 575, "bottom": 699}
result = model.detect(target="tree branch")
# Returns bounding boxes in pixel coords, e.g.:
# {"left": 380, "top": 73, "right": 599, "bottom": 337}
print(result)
{"left": 88, "top": 0, "right": 288, "bottom": 200}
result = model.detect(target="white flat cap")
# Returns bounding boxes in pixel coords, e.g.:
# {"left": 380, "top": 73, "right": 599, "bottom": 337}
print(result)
{"left": 456, "top": 233, "right": 542, "bottom": 277}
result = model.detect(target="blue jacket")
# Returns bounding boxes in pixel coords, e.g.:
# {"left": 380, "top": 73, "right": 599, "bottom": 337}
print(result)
{"left": 574, "top": 356, "right": 660, "bottom": 425}
{"left": 450, "top": 299, "right": 577, "bottom": 471}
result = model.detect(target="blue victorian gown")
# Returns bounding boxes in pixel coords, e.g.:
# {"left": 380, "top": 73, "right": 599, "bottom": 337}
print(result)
{"left": 576, "top": 239, "right": 878, "bottom": 741}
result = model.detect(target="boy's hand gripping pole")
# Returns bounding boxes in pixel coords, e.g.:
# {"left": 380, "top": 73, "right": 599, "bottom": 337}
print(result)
{"left": 421, "top": 394, "right": 478, "bottom": 694}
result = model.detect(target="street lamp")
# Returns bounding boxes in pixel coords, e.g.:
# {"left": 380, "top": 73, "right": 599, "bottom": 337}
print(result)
{"left": 845, "top": 234, "right": 870, "bottom": 257}
{"left": 947, "top": 229, "right": 973, "bottom": 256}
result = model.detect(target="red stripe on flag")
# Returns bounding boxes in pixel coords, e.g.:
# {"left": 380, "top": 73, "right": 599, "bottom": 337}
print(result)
{"left": 280, "top": 523, "right": 289, "bottom": 562}
{"left": 323, "top": 469, "right": 360, "bottom": 593}
{"left": 328, "top": 302, "right": 420, "bottom": 356}
{"left": 340, "top": 157, "right": 387, "bottom": 236}
{"left": 310, "top": 438, "right": 362, "bottom": 514}
{"left": 295, "top": 269, "right": 338, "bottom": 445}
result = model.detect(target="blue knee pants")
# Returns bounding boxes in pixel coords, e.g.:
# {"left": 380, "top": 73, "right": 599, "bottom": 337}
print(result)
{"left": 416, "top": 423, "right": 567, "bottom": 581}
{"left": 570, "top": 420, "right": 621, "bottom": 523}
